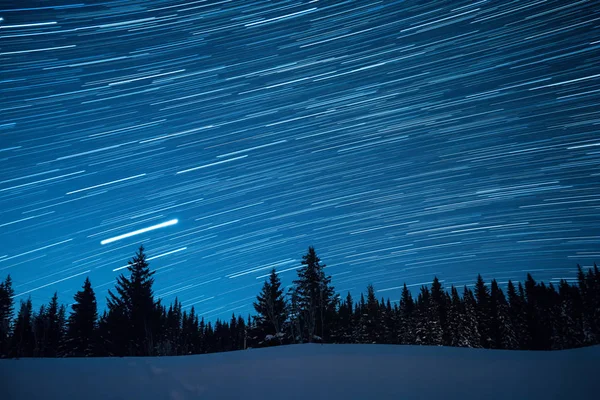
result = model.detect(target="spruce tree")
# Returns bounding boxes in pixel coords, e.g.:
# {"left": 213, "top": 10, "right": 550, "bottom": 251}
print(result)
{"left": 414, "top": 286, "right": 442, "bottom": 345}
{"left": 578, "top": 265, "right": 600, "bottom": 344}
{"left": 429, "top": 277, "right": 446, "bottom": 346}
{"left": 253, "top": 268, "right": 287, "bottom": 344}
{"left": 106, "top": 245, "right": 161, "bottom": 356}
{"left": 32, "top": 304, "right": 47, "bottom": 357}
{"left": 336, "top": 292, "right": 354, "bottom": 343}
{"left": 382, "top": 298, "right": 395, "bottom": 344}
{"left": 10, "top": 297, "right": 34, "bottom": 358}
{"left": 525, "top": 274, "right": 552, "bottom": 350}
{"left": 447, "top": 286, "right": 462, "bottom": 347}
{"left": 291, "top": 247, "right": 337, "bottom": 342}
{"left": 507, "top": 280, "right": 529, "bottom": 349}
{"left": 398, "top": 283, "right": 415, "bottom": 344}
{"left": 474, "top": 275, "right": 493, "bottom": 348}
{"left": 554, "top": 280, "right": 584, "bottom": 349}
{"left": 490, "top": 280, "right": 517, "bottom": 349}
{"left": 31, "top": 293, "right": 65, "bottom": 357}
{"left": 459, "top": 287, "right": 481, "bottom": 348}
{"left": 66, "top": 277, "right": 98, "bottom": 357}
{"left": 358, "top": 284, "right": 379, "bottom": 343}
{"left": 45, "top": 292, "right": 65, "bottom": 357}
{"left": 0, "top": 275, "right": 15, "bottom": 357}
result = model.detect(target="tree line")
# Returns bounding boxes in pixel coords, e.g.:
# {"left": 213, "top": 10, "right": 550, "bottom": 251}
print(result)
{"left": 0, "top": 245, "right": 599, "bottom": 358}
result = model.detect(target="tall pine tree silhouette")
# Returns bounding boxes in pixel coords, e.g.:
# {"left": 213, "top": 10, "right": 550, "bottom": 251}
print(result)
{"left": 0, "top": 275, "right": 14, "bottom": 357}
{"left": 474, "top": 275, "right": 493, "bottom": 348}
{"left": 292, "top": 247, "right": 337, "bottom": 342}
{"left": 66, "top": 277, "right": 98, "bottom": 356}
{"left": 106, "top": 245, "right": 162, "bottom": 356}
{"left": 10, "top": 297, "right": 34, "bottom": 358}
{"left": 460, "top": 287, "right": 481, "bottom": 348}
{"left": 253, "top": 268, "right": 287, "bottom": 344}
{"left": 398, "top": 283, "right": 415, "bottom": 344}
{"left": 490, "top": 280, "right": 517, "bottom": 349}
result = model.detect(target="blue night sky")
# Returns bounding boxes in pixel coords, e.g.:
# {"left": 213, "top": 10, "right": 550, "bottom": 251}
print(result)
{"left": 1, "top": 0, "right": 599, "bottom": 319}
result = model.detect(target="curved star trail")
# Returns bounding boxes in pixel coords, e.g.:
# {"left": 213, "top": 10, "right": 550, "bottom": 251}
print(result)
{"left": 1, "top": 0, "right": 599, "bottom": 319}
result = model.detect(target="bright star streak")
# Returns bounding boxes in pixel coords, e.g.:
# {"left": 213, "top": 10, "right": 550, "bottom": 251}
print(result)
{"left": 100, "top": 219, "right": 179, "bottom": 245}
{"left": 112, "top": 246, "right": 187, "bottom": 271}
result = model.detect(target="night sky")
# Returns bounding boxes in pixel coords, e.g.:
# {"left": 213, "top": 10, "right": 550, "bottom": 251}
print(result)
{"left": 1, "top": 0, "right": 599, "bottom": 319}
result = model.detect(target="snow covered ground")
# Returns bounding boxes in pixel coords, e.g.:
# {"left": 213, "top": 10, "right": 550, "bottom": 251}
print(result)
{"left": 1, "top": 344, "right": 597, "bottom": 400}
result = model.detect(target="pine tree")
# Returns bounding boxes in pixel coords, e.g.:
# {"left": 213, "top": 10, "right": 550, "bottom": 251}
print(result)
{"left": 291, "top": 247, "right": 338, "bottom": 342}
{"left": 429, "top": 277, "right": 446, "bottom": 346}
{"left": 236, "top": 315, "right": 246, "bottom": 350}
{"left": 47, "top": 292, "right": 65, "bottom": 357}
{"left": 32, "top": 304, "right": 47, "bottom": 357}
{"left": 31, "top": 292, "right": 66, "bottom": 357}
{"left": 164, "top": 297, "right": 182, "bottom": 355}
{"left": 554, "top": 280, "right": 584, "bottom": 349}
{"left": 10, "top": 297, "right": 34, "bottom": 358}
{"left": 381, "top": 298, "right": 395, "bottom": 344}
{"left": 198, "top": 317, "right": 206, "bottom": 352}
{"left": 578, "top": 264, "right": 600, "bottom": 344}
{"left": 336, "top": 292, "right": 354, "bottom": 343}
{"left": 286, "top": 288, "right": 301, "bottom": 344}
{"left": 490, "top": 280, "right": 518, "bottom": 349}
{"left": 474, "top": 275, "right": 493, "bottom": 348}
{"left": 398, "top": 283, "right": 415, "bottom": 344}
{"left": 66, "top": 277, "right": 98, "bottom": 357}
{"left": 106, "top": 245, "right": 161, "bottom": 356}
{"left": 0, "top": 275, "right": 15, "bottom": 357}
{"left": 358, "top": 284, "right": 379, "bottom": 343}
{"left": 447, "top": 286, "right": 462, "bottom": 347}
{"left": 506, "top": 280, "right": 529, "bottom": 349}
{"left": 459, "top": 287, "right": 481, "bottom": 348}
{"left": 413, "top": 286, "right": 441, "bottom": 345}
{"left": 525, "top": 274, "right": 553, "bottom": 350}
{"left": 253, "top": 268, "right": 287, "bottom": 344}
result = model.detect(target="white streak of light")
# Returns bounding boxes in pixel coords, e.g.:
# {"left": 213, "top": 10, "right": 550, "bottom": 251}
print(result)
{"left": 100, "top": 219, "right": 178, "bottom": 245}
{"left": 12, "top": 270, "right": 91, "bottom": 298}
{"left": 176, "top": 155, "right": 247, "bottom": 174}
{"left": 112, "top": 246, "right": 187, "bottom": 271}
{"left": 0, "top": 239, "right": 73, "bottom": 263}
{"left": 66, "top": 173, "right": 146, "bottom": 195}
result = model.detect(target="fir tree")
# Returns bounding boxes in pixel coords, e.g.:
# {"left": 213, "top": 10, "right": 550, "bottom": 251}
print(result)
{"left": 578, "top": 264, "right": 600, "bottom": 344}
{"left": 459, "top": 287, "right": 481, "bottom": 348}
{"left": 398, "top": 283, "right": 415, "bottom": 344}
{"left": 474, "top": 275, "right": 493, "bottom": 348}
{"left": 32, "top": 304, "right": 47, "bottom": 357}
{"left": 336, "top": 292, "right": 354, "bottom": 343}
{"left": 381, "top": 298, "right": 395, "bottom": 344}
{"left": 554, "top": 280, "right": 585, "bottom": 349}
{"left": 66, "top": 277, "right": 98, "bottom": 357}
{"left": 10, "top": 297, "right": 34, "bottom": 358}
{"left": 414, "top": 286, "right": 442, "bottom": 345}
{"left": 358, "top": 284, "right": 379, "bottom": 343}
{"left": 524, "top": 274, "right": 553, "bottom": 350}
{"left": 447, "top": 286, "right": 462, "bottom": 347}
{"left": 31, "top": 292, "right": 66, "bottom": 357}
{"left": 0, "top": 275, "right": 15, "bottom": 357}
{"left": 429, "top": 277, "right": 446, "bottom": 346}
{"left": 253, "top": 268, "right": 287, "bottom": 344}
{"left": 506, "top": 280, "right": 530, "bottom": 349}
{"left": 106, "top": 245, "right": 162, "bottom": 356}
{"left": 45, "top": 292, "right": 63, "bottom": 357}
{"left": 490, "top": 280, "right": 518, "bottom": 349}
{"left": 291, "top": 247, "right": 338, "bottom": 342}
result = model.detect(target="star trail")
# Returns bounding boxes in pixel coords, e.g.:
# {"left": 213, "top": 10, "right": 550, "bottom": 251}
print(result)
{"left": 1, "top": 0, "right": 599, "bottom": 319}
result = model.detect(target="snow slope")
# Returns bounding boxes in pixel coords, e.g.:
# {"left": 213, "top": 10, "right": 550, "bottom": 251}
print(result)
{"left": 1, "top": 344, "right": 597, "bottom": 400}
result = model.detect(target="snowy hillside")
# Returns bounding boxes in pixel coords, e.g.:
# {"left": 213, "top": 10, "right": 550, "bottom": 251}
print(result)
{"left": 1, "top": 344, "right": 597, "bottom": 400}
